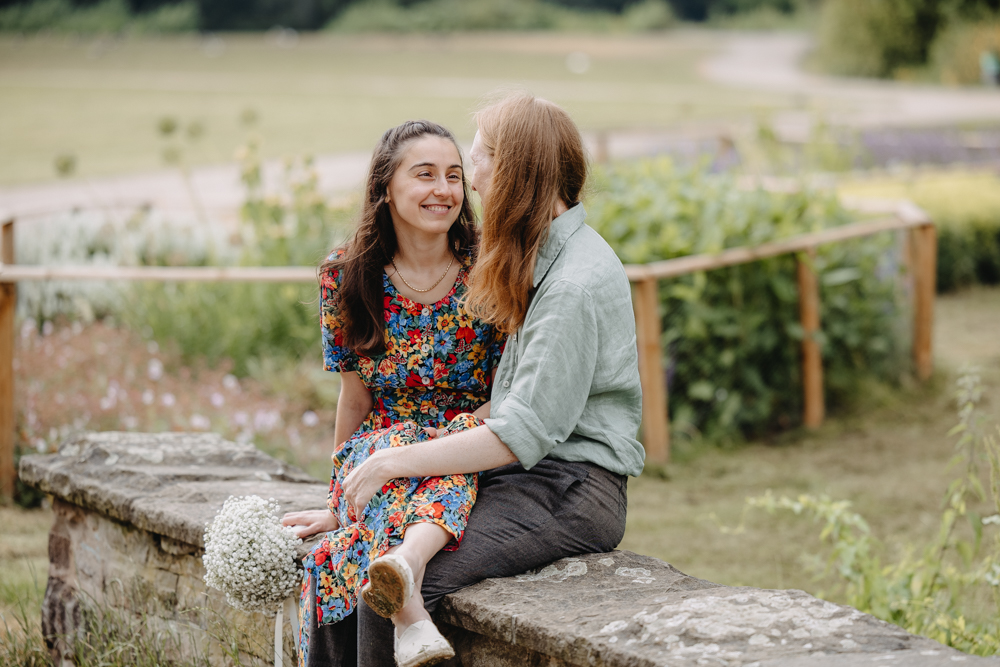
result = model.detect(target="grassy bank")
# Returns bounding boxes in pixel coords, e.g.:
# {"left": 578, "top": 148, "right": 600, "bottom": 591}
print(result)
{"left": 0, "top": 31, "right": 789, "bottom": 185}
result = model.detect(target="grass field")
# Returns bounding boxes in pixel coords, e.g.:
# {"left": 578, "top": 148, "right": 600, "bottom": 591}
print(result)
{"left": 0, "top": 31, "right": 796, "bottom": 185}
{"left": 3, "top": 285, "right": 999, "bottom": 639}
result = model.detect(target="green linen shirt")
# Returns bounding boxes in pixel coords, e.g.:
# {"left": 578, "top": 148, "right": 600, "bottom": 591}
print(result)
{"left": 484, "top": 204, "right": 646, "bottom": 477}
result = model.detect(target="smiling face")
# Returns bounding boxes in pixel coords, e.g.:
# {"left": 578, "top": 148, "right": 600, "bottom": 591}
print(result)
{"left": 386, "top": 135, "right": 465, "bottom": 240}
{"left": 469, "top": 130, "right": 494, "bottom": 207}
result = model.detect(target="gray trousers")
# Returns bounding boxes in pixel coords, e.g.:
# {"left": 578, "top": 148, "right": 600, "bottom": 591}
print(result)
{"left": 308, "top": 458, "right": 629, "bottom": 667}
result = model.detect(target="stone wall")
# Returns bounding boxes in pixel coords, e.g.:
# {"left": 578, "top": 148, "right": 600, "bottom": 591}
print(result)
{"left": 20, "top": 432, "right": 1000, "bottom": 667}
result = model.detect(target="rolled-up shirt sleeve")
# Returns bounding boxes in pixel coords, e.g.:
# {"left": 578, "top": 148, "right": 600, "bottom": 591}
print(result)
{"left": 484, "top": 279, "right": 598, "bottom": 469}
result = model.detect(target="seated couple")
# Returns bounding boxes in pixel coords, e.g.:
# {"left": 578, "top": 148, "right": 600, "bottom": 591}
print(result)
{"left": 281, "top": 92, "right": 646, "bottom": 667}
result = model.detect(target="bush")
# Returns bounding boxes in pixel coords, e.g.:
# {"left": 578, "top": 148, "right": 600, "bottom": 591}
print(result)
{"left": 588, "top": 159, "right": 908, "bottom": 443}
{"left": 931, "top": 19, "right": 1000, "bottom": 84}
{"left": 196, "top": 0, "right": 349, "bottom": 30}
{"left": 816, "top": 0, "right": 942, "bottom": 77}
{"left": 938, "top": 222, "right": 1000, "bottom": 291}
{"left": 329, "top": 0, "right": 588, "bottom": 32}
{"left": 0, "top": 0, "right": 197, "bottom": 33}
{"left": 624, "top": 0, "right": 676, "bottom": 29}
{"left": 836, "top": 169, "right": 1000, "bottom": 292}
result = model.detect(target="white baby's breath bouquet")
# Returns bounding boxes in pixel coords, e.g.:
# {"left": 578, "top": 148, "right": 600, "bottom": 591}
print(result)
{"left": 203, "top": 495, "right": 303, "bottom": 613}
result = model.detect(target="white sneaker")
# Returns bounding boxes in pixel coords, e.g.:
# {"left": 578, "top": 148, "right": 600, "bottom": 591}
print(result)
{"left": 361, "top": 553, "right": 415, "bottom": 619}
{"left": 394, "top": 620, "right": 455, "bottom": 667}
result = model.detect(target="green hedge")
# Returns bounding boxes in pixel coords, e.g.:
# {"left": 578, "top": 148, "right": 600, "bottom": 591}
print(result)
{"left": 0, "top": 0, "right": 197, "bottom": 33}
{"left": 328, "top": 0, "right": 676, "bottom": 32}
{"left": 815, "top": 0, "right": 1000, "bottom": 79}
{"left": 938, "top": 222, "right": 1000, "bottom": 292}
{"left": 836, "top": 170, "right": 1000, "bottom": 293}
{"left": 816, "top": 0, "right": 942, "bottom": 77}
{"left": 588, "top": 159, "right": 908, "bottom": 443}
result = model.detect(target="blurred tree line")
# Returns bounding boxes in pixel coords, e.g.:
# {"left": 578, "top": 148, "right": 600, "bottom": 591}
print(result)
{"left": 818, "top": 0, "right": 1000, "bottom": 78}
{"left": 0, "top": 0, "right": 813, "bottom": 30}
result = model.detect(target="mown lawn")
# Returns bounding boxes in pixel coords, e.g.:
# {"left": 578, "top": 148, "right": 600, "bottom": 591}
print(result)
{"left": 0, "top": 31, "right": 794, "bottom": 185}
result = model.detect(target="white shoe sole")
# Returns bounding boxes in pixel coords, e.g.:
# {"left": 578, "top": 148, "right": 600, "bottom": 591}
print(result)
{"left": 396, "top": 643, "right": 455, "bottom": 667}
{"left": 394, "top": 620, "right": 455, "bottom": 667}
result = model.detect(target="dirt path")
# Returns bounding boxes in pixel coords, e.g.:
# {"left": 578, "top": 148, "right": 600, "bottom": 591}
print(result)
{"left": 0, "top": 150, "right": 372, "bottom": 226}
{"left": 934, "top": 285, "right": 1000, "bottom": 368}
{"left": 701, "top": 33, "right": 1000, "bottom": 140}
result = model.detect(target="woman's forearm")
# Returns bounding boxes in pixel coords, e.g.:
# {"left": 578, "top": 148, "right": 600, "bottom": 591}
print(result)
{"left": 342, "top": 424, "right": 519, "bottom": 512}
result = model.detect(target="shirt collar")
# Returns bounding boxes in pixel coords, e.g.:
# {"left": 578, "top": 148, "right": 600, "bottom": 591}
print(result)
{"left": 532, "top": 203, "right": 587, "bottom": 288}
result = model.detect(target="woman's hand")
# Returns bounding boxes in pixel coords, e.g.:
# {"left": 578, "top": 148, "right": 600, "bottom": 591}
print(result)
{"left": 342, "top": 448, "right": 395, "bottom": 517}
{"left": 280, "top": 509, "right": 339, "bottom": 539}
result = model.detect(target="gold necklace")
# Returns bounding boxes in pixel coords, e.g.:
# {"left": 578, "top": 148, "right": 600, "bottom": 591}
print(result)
{"left": 391, "top": 254, "right": 455, "bottom": 293}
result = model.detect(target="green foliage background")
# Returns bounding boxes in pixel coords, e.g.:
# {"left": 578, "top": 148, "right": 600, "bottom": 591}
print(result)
{"left": 124, "top": 146, "right": 352, "bottom": 375}
{"left": 816, "top": 0, "right": 1000, "bottom": 79}
{"left": 588, "top": 159, "right": 908, "bottom": 443}
{"left": 0, "top": 0, "right": 808, "bottom": 32}
{"left": 837, "top": 170, "right": 1000, "bottom": 294}
{"left": 0, "top": 0, "right": 197, "bottom": 33}
{"left": 939, "top": 222, "right": 1000, "bottom": 292}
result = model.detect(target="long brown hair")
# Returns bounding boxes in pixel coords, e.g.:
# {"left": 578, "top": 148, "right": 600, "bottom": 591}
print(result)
{"left": 465, "top": 93, "right": 587, "bottom": 334}
{"left": 321, "top": 120, "right": 477, "bottom": 355}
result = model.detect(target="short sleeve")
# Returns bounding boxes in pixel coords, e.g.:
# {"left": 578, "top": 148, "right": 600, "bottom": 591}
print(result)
{"left": 320, "top": 251, "right": 359, "bottom": 373}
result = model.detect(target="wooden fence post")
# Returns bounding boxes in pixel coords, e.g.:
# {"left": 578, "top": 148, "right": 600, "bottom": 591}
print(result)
{"left": 797, "top": 248, "right": 824, "bottom": 428}
{"left": 910, "top": 223, "right": 937, "bottom": 381}
{"left": 634, "top": 277, "right": 669, "bottom": 463}
{"left": 1, "top": 219, "right": 15, "bottom": 502}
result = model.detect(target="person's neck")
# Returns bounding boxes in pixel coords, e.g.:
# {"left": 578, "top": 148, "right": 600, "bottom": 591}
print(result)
{"left": 392, "top": 228, "right": 453, "bottom": 274}
{"left": 553, "top": 199, "right": 570, "bottom": 218}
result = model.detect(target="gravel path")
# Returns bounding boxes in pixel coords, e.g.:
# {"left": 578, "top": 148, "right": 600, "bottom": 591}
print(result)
{"left": 701, "top": 33, "right": 1000, "bottom": 140}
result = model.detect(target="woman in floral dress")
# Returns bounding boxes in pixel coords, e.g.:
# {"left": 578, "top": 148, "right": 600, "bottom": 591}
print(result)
{"left": 281, "top": 120, "right": 503, "bottom": 667}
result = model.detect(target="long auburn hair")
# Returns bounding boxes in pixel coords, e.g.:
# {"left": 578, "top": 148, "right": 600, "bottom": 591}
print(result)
{"left": 321, "top": 120, "right": 477, "bottom": 356}
{"left": 464, "top": 93, "right": 587, "bottom": 335}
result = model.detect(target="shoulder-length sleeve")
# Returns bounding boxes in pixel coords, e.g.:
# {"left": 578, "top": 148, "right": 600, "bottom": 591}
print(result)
{"left": 320, "top": 252, "right": 359, "bottom": 373}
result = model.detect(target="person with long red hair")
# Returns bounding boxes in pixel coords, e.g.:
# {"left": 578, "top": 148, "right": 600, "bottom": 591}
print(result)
{"left": 342, "top": 92, "right": 645, "bottom": 666}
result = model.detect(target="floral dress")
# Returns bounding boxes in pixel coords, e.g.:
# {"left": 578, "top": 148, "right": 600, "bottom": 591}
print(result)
{"left": 298, "top": 250, "right": 504, "bottom": 666}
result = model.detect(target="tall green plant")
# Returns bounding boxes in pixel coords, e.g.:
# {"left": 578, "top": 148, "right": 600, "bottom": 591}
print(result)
{"left": 588, "top": 159, "right": 907, "bottom": 442}
{"left": 125, "top": 135, "right": 352, "bottom": 375}
{"left": 742, "top": 373, "right": 1000, "bottom": 655}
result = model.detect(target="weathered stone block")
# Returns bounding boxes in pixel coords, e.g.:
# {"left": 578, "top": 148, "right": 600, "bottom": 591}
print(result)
{"left": 20, "top": 432, "right": 1000, "bottom": 667}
